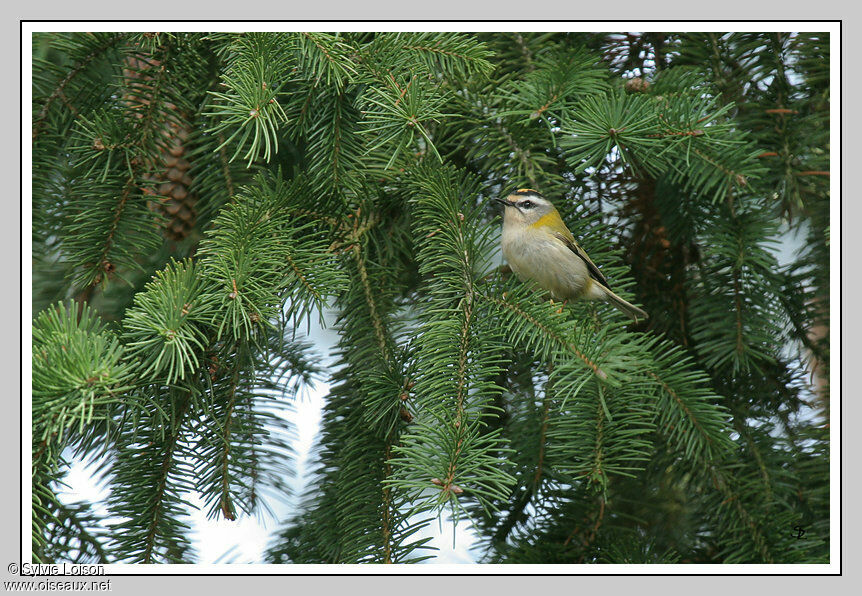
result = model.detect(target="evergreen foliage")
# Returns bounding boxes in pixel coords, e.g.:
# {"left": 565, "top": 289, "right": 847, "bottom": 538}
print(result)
{"left": 31, "top": 31, "right": 830, "bottom": 564}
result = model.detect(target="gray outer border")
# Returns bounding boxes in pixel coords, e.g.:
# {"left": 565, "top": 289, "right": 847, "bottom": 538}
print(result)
{"left": 9, "top": 3, "right": 853, "bottom": 594}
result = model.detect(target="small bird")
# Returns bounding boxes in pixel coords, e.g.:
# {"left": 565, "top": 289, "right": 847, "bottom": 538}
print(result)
{"left": 495, "top": 189, "right": 648, "bottom": 322}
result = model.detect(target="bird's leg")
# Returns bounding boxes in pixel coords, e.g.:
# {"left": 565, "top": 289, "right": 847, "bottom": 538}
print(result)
{"left": 549, "top": 298, "right": 567, "bottom": 314}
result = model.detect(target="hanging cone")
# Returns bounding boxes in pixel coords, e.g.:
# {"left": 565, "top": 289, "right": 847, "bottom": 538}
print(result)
{"left": 123, "top": 47, "right": 198, "bottom": 242}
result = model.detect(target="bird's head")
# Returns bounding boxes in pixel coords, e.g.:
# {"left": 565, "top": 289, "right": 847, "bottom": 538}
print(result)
{"left": 494, "top": 189, "right": 563, "bottom": 231}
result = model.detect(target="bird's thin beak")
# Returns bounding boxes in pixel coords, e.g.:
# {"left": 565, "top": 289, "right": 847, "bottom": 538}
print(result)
{"left": 493, "top": 197, "right": 516, "bottom": 208}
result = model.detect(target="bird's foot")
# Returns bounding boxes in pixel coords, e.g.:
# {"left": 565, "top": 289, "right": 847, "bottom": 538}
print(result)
{"left": 549, "top": 298, "right": 567, "bottom": 314}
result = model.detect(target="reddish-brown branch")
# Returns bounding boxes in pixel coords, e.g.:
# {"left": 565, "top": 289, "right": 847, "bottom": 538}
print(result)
{"left": 301, "top": 32, "right": 338, "bottom": 72}
{"left": 532, "top": 92, "right": 561, "bottom": 118}
{"left": 588, "top": 498, "right": 606, "bottom": 544}
{"left": 94, "top": 178, "right": 136, "bottom": 283}
{"left": 392, "top": 74, "right": 415, "bottom": 109}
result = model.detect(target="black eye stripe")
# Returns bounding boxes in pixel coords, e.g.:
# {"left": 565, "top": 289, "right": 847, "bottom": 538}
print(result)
{"left": 520, "top": 200, "right": 533, "bottom": 209}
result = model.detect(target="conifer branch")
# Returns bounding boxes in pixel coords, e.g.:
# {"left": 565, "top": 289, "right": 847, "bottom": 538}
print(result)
{"left": 94, "top": 177, "right": 135, "bottom": 283}
{"left": 441, "top": 279, "right": 475, "bottom": 496}
{"left": 217, "top": 132, "right": 236, "bottom": 201}
{"left": 143, "top": 394, "right": 191, "bottom": 564}
{"left": 710, "top": 467, "right": 775, "bottom": 564}
{"left": 645, "top": 370, "right": 716, "bottom": 449}
{"left": 533, "top": 395, "right": 551, "bottom": 488}
{"left": 347, "top": 227, "right": 399, "bottom": 560}
{"left": 351, "top": 244, "right": 390, "bottom": 360}
{"left": 733, "top": 270, "right": 745, "bottom": 358}
{"left": 733, "top": 418, "right": 774, "bottom": 506}
{"left": 381, "top": 445, "right": 394, "bottom": 564}
{"left": 483, "top": 293, "right": 608, "bottom": 380}
{"left": 33, "top": 33, "right": 127, "bottom": 139}
{"left": 491, "top": 119, "right": 538, "bottom": 188}
{"left": 284, "top": 250, "right": 323, "bottom": 306}
{"left": 589, "top": 399, "right": 606, "bottom": 486}
{"left": 512, "top": 33, "right": 535, "bottom": 71}
{"left": 218, "top": 368, "right": 240, "bottom": 521}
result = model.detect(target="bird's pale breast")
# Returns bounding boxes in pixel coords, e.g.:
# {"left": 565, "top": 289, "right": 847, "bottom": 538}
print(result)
{"left": 501, "top": 225, "right": 590, "bottom": 300}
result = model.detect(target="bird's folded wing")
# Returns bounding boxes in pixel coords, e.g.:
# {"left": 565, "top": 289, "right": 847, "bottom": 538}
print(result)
{"left": 553, "top": 231, "right": 611, "bottom": 289}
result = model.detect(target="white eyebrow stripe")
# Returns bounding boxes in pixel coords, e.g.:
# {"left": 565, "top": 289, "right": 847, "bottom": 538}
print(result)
{"left": 517, "top": 195, "right": 549, "bottom": 206}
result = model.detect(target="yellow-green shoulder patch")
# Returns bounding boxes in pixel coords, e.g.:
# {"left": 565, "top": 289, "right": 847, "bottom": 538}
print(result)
{"left": 533, "top": 211, "right": 565, "bottom": 231}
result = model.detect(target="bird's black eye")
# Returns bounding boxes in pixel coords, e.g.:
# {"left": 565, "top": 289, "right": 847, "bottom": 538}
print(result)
{"left": 520, "top": 200, "right": 533, "bottom": 209}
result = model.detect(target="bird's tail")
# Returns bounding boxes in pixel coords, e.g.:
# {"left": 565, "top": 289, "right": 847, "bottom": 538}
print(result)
{"left": 602, "top": 288, "right": 648, "bottom": 322}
